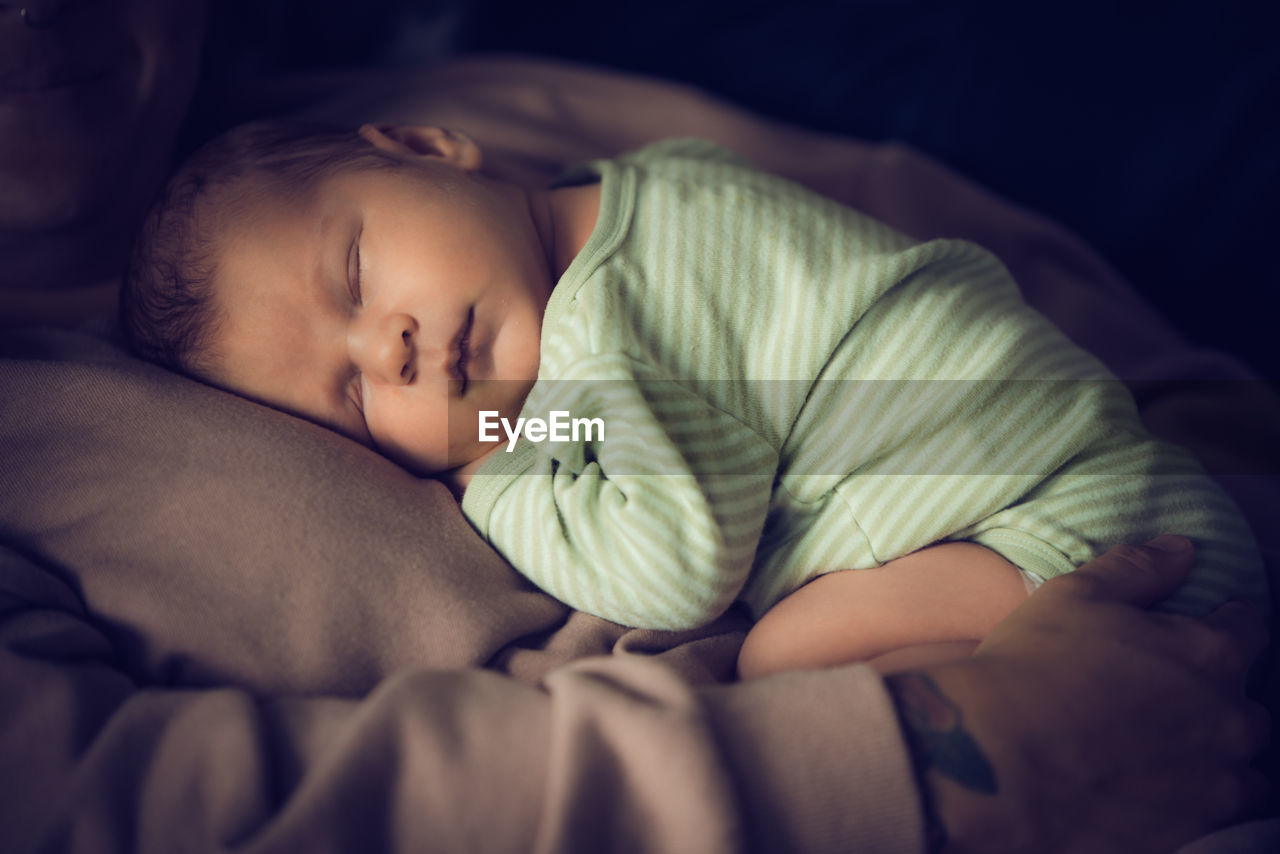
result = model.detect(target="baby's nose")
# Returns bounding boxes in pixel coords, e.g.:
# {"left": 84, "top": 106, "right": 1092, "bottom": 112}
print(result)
{"left": 351, "top": 313, "right": 417, "bottom": 385}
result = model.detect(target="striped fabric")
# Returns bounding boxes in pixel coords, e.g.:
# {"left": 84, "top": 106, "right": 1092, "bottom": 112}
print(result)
{"left": 461, "top": 140, "right": 1265, "bottom": 630}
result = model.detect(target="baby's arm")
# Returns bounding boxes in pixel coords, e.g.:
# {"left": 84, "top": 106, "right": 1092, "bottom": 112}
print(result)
{"left": 463, "top": 353, "right": 780, "bottom": 630}
{"left": 737, "top": 542, "right": 1030, "bottom": 679}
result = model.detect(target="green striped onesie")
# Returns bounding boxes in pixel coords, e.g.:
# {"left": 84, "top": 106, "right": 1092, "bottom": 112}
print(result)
{"left": 460, "top": 140, "right": 1265, "bottom": 631}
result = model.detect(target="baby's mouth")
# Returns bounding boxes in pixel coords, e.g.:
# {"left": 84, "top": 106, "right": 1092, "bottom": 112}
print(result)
{"left": 454, "top": 307, "right": 474, "bottom": 394}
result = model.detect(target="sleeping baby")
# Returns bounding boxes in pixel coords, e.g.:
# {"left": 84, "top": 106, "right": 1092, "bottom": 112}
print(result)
{"left": 120, "top": 121, "right": 1266, "bottom": 678}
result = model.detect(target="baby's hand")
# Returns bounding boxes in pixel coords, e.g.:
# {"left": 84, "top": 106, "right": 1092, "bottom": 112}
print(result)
{"left": 738, "top": 542, "right": 1027, "bottom": 679}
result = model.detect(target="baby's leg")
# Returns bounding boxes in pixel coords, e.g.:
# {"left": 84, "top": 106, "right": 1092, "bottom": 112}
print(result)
{"left": 737, "top": 542, "right": 1030, "bottom": 679}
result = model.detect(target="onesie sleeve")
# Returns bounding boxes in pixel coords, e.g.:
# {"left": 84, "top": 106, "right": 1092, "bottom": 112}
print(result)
{"left": 462, "top": 352, "right": 779, "bottom": 630}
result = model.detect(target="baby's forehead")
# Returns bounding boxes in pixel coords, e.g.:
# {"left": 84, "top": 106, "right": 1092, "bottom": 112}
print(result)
{"left": 217, "top": 167, "right": 321, "bottom": 219}
{"left": 206, "top": 148, "right": 454, "bottom": 266}
{"left": 207, "top": 169, "right": 328, "bottom": 251}
{"left": 215, "top": 155, "right": 404, "bottom": 224}
{"left": 206, "top": 158, "right": 409, "bottom": 301}
{"left": 200, "top": 182, "right": 319, "bottom": 307}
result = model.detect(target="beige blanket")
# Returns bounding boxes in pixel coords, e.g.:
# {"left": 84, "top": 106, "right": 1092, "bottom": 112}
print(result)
{"left": 1, "top": 56, "right": 1276, "bottom": 853}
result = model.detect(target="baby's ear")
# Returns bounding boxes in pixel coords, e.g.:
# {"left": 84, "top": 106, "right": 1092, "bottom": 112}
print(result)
{"left": 357, "top": 125, "right": 483, "bottom": 172}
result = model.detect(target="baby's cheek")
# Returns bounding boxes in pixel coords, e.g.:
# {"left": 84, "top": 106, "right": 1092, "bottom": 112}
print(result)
{"left": 368, "top": 390, "right": 452, "bottom": 474}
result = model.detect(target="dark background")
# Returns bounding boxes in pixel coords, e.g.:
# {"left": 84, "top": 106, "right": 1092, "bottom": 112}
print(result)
{"left": 194, "top": 0, "right": 1279, "bottom": 380}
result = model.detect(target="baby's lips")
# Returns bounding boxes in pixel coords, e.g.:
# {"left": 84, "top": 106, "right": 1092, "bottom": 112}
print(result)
{"left": 450, "top": 307, "right": 475, "bottom": 388}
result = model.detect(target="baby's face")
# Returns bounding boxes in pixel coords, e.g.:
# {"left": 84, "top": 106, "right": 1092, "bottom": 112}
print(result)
{"left": 207, "top": 157, "right": 552, "bottom": 475}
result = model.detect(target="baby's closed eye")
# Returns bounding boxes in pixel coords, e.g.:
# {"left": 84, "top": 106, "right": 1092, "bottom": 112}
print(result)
{"left": 347, "top": 232, "right": 364, "bottom": 305}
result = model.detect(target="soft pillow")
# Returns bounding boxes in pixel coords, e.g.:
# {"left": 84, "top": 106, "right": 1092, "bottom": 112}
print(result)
{"left": 0, "top": 330, "right": 567, "bottom": 695}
